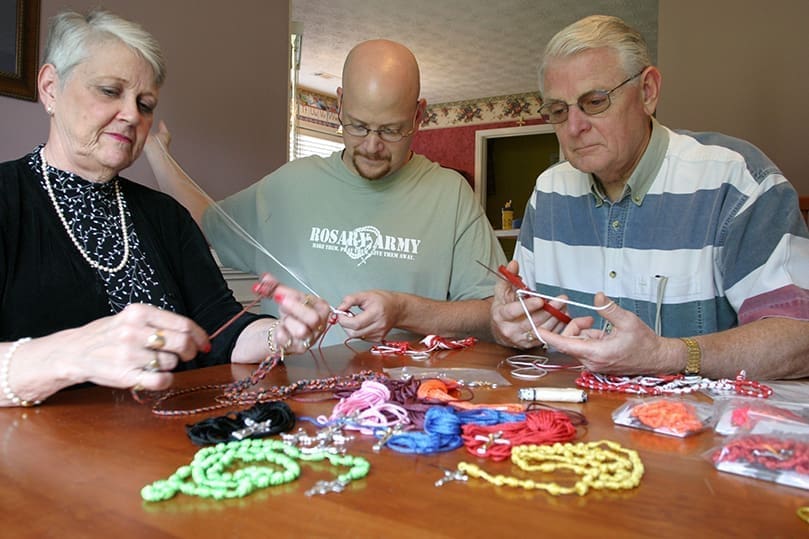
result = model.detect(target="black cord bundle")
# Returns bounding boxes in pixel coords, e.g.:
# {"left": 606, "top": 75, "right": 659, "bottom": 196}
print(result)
{"left": 185, "top": 401, "right": 296, "bottom": 445}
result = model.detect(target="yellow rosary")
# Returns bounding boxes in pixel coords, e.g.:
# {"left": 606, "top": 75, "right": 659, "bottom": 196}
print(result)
{"left": 457, "top": 440, "right": 644, "bottom": 496}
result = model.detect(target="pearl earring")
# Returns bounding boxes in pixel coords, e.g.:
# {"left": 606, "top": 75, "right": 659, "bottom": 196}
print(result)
{"left": 47, "top": 105, "right": 54, "bottom": 115}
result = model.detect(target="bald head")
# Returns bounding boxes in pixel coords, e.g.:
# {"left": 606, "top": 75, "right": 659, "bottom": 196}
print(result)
{"left": 338, "top": 40, "right": 424, "bottom": 180}
{"left": 341, "top": 39, "right": 420, "bottom": 113}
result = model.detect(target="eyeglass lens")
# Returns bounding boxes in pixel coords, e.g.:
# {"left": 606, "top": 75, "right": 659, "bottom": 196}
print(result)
{"left": 540, "top": 91, "right": 612, "bottom": 124}
{"left": 338, "top": 102, "right": 419, "bottom": 142}
{"left": 539, "top": 69, "right": 645, "bottom": 124}
{"left": 342, "top": 124, "right": 407, "bottom": 142}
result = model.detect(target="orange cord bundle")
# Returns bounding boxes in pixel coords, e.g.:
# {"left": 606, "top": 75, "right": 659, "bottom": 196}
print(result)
{"left": 417, "top": 379, "right": 464, "bottom": 403}
{"left": 450, "top": 401, "right": 526, "bottom": 413}
{"left": 630, "top": 400, "right": 706, "bottom": 435}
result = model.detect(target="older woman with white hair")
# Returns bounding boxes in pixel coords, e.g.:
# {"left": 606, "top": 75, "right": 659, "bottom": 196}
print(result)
{"left": 0, "top": 10, "right": 330, "bottom": 407}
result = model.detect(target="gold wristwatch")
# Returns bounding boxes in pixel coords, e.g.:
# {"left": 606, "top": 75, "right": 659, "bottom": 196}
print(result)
{"left": 679, "top": 337, "right": 701, "bottom": 375}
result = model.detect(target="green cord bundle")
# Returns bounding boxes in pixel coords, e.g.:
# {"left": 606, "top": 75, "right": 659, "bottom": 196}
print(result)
{"left": 141, "top": 438, "right": 370, "bottom": 502}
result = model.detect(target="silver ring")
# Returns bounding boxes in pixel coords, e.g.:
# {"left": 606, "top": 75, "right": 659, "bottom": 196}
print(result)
{"left": 146, "top": 330, "right": 166, "bottom": 350}
{"left": 524, "top": 331, "right": 536, "bottom": 342}
{"left": 144, "top": 353, "right": 160, "bottom": 372}
{"left": 302, "top": 337, "right": 312, "bottom": 349}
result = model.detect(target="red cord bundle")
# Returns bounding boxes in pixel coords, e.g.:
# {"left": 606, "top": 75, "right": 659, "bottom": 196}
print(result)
{"left": 461, "top": 408, "right": 578, "bottom": 461}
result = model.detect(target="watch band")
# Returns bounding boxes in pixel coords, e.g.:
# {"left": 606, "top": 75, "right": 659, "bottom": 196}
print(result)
{"left": 679, "top": 337, "right": 702, "bottom": 375}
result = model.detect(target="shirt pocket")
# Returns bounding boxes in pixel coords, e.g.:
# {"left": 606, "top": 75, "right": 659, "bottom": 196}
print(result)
{"left": 633, "top": 273, "right": 705, "bottom": 304}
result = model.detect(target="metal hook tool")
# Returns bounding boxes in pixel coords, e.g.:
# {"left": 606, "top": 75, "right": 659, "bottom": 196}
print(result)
{"left": 155, "top": 137, "right": 351, "bottom": 317}
{"left": 476, "top": 260, "right": 571, "bottom": 323}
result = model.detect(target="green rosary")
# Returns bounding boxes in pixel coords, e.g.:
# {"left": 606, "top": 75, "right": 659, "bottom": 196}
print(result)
{"left": 141, "top": 438, "right": 370, "bottom": 502}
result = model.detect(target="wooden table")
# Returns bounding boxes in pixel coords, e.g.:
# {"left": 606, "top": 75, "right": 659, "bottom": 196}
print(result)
{"left": 1, "top": 342, "right": 806, "bottom": 538}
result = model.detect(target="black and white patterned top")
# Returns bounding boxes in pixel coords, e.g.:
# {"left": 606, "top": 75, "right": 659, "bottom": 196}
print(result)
{"left": 29, "top": 146, "right": 176, "bottom": 314}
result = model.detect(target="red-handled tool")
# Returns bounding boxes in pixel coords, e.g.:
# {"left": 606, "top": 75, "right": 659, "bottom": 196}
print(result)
{"left": 478, "top": 261, "right": 572, "bottom": 324}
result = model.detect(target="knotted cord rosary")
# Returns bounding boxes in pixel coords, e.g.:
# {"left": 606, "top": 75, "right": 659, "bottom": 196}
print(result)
{"left": 576, "top": 370, "right": 773, "bottom": 398}
{"left": 141, "top": 438, "right": 370, "bottom": 501}
{"left": 370, "top": 335, "right": 478, "bottom": 360}
{"left": 712, "top": 434, "right": 809, "bottom": 474}
{"left": 455, "top": 440, "right": 644, "bottom": 496}
{"left": 136, "top": 353, "right": 387, "bottom": 417}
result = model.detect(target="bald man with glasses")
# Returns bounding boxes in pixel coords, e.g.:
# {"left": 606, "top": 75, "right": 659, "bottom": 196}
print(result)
{"left": 146, "top": 39, "right": 505, "bottom": 347}
{"left": 491, "top": 15, "right": 809, "bottom": 380}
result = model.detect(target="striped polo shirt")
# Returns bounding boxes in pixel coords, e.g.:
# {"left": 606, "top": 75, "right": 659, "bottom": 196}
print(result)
{"left": 514, "top": 119, "right": 809, "bottom": 337}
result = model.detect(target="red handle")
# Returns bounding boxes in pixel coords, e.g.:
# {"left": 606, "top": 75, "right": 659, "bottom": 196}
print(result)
{"left": 498, "top": 265, "right": 572, "bottom": 324}
{"left": 497, "top": 265, "right": 528, "bottom": 290}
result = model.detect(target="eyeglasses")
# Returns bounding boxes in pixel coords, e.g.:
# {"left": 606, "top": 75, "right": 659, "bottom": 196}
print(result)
{"left": 538, "top": 68, "right": 646, "bottom": 124}
{"left": 337, "top": 106, "right": 419, "bottom": 143}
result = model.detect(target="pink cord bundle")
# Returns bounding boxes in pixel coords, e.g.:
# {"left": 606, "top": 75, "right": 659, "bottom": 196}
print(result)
{"left": 319, "top": 380, "right": 410, "bottom": 435}
{"left": 461, "top": 409, "right": 578, "bottom": 461}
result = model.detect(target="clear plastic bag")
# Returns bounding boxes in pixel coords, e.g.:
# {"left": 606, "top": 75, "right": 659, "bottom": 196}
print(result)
{"left": 710, "top": 419, "right": 809, "bottom": 490}
{"left": 713, "top": 396, "right": 809, "bottom": 436}
{"left": 612, "top": 397, "right": 715, "bottom": 437}
{"left": 383, "top": 366, "right": 511, "bottom": 388}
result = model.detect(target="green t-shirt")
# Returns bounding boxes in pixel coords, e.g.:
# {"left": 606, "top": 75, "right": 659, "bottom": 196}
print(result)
{"left": 203, "top": 151, "right": 506, "bottom": 345}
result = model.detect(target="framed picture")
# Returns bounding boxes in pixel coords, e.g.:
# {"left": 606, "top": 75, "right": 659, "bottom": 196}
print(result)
{"left": 0, "top": 0, "right": 40, "bottom": 101}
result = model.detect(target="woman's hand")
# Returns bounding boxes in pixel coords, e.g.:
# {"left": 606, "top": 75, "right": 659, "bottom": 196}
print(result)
{"left": 0, "top": 303, "right": 212, "bottom": 407}
{"left": 250, "top": 273, "right": 332, "bottom": 357}
{"left": 68, "top": 303, "right": 211, "bottom": 390}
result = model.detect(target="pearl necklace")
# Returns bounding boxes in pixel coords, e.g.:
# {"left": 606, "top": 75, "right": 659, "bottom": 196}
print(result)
{"left": 39, "top": 148, "right": 130, "bottom": 273}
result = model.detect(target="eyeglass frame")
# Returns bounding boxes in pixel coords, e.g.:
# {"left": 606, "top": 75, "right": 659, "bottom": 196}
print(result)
{"left": 337, "top": 101, "right": 420, "bottom": 143}
{"left": 538, "top": 68, "right": 648, "bottom": 124}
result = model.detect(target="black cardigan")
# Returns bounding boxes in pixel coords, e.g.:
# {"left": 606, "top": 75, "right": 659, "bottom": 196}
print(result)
{"left": 0, "top": 155, "right": 266, "bottom": 371}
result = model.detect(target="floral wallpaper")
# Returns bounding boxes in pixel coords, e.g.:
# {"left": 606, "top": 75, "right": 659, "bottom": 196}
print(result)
{"left": 420, "top": 92, "right": 543, "bottom": 129}
{"left": 296, "top": 87, "right": 549, "bottom": 195}
{"left": 297, "top": 87, "right": 544, "bottom": 130}
{"left": 297, "top": 88, "right": 339, "bottom": 130}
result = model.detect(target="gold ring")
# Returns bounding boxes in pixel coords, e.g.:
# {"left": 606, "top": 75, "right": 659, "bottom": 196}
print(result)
{"left": 301, "top": 295, "right": 314, "bottom": 307}
{"left": 146, "top": 330, "right": 166, "bottom": 350}
{"left": 144, "top": 354, "right": 161, "bottom": 372}
{"left": 302, "top": 337, "right": 312, "bottom": 349}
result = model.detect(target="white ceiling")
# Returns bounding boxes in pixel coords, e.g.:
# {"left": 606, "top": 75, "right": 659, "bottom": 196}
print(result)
{"left": 291, "top": 0, "right": 659, "bottom": 105}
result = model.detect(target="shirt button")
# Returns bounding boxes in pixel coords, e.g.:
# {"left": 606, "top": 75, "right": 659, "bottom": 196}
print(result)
{"left": 609, "top": 270, "right": 617, "bottom": 278}
{"left": 611, "top": 220, "right": 621, "bottom": 230}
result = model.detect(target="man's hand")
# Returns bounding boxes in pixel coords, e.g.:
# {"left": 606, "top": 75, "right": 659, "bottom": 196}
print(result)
{"left": 490, "top": 260, "right": 569, "bottom": 349}
{"left": 538, "top": 292, "right": 677, "bottom": 375}
{"left": 336, "top": 290, "right": 405, "bottom": 342}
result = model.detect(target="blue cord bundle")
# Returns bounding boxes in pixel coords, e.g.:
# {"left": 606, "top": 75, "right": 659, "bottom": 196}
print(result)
{"left": 380, "top": 406, "right": 525, "bottom": 454}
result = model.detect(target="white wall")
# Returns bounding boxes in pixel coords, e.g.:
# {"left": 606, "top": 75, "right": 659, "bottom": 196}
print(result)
{"left": 658, "top": 0, "right": 809, "bottom": 194}
{"left": 0, "top": 0, "right": 290, "bottom": 199}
